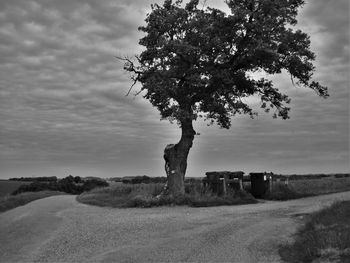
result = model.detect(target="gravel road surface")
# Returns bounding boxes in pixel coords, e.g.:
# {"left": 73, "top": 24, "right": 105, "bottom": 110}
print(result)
{"left": 1, "top": 191, "right": 350, "bottom": 263}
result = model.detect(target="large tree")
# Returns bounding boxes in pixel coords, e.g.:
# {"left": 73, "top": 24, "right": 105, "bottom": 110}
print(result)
{"left": 121, "top": 0, "right": 328, "bottom": 197}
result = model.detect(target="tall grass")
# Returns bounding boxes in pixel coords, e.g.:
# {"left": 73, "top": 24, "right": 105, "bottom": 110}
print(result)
{"left": 279, "top": 200, "right": 350, "bottom": 262}
{"left": 77, "top": 183, "right": 257, "bottom": 208}
{"left": 263, "top": 184, "right": 302, "bottom": 200}
{"left": 0, "top": 191, "right": 65, "bottom": 213}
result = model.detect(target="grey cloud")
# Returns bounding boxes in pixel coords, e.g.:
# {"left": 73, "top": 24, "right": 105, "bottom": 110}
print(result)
{"left": 298, "top": 0, "right": 349, "bottom": 65}
{"left": 0, "top": 0, "right": 348, "bottom": 178}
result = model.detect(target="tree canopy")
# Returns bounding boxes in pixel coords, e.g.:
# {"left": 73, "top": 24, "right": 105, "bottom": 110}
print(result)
{"left": 123, "top": 0, "right": 328, "bottom": 129}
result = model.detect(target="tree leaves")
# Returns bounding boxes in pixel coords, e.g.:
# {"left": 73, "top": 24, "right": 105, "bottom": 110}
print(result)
{"left": 121, "top": 0, "right": 328, "bottom": 128}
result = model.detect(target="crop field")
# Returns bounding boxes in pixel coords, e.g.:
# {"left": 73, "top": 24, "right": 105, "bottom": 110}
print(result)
{"left": 0, "top": 180, "right": 31, "bottom": 197}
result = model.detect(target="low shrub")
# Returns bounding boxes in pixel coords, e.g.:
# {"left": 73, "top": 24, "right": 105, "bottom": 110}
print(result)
{"left": 12, "top": 176, "right": 109, "bottom": 195}
{"left": 279, "top": 200, "right": 350, "bottom": 262}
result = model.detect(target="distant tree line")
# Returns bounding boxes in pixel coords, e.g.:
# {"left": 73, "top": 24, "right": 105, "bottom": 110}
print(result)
{"left": 9, "top": 176, "right": 58, "bottom": 182}
{"left": 334, "top": 174, "right": 350, "bottom": 178}
{"left": 285, "top": 174, "right": 350, "bottom": 180}
{"left": 11, "top": 175, "right": 108, "bottom": 195}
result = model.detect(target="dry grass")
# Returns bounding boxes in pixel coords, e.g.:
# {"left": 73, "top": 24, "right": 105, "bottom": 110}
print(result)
{"left": 279, "top": 200, "right": 350, "bottom": 262}
{"left": 0, "top": 191, "right": 65, "bottom": 213}
{"left": 77, "top": 183, "right": 257, "bottom": 208}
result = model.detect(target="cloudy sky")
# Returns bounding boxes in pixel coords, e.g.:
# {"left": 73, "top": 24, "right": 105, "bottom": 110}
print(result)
{"left": 0, "top": 0, "right": 348, "bottom": 179}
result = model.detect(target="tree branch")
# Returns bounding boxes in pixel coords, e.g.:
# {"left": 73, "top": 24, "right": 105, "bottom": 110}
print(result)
{"left": 116, "top": 56, "right": 143, "bottom": 96}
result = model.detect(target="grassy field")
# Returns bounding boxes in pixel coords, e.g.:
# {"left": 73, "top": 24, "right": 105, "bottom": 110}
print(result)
{"left": 288, "top": 177, "right": 350, "bottom": 196}
{"left": 77, "top": 182, "right": 257, "bottom": 208}
{"left": 78, "top": 176, "right": 350, "bottom": 208}
{"left": 0, "top": 191, "right": 65, "bottom": 213}
{"left": 264, "top": 177, "right": 350, "bottom": 200}
{"left": 0, "top": 180, "right": 31, "bottom": 197}
{"left": 279, "top": 200, "right": 350, "bottom": 262}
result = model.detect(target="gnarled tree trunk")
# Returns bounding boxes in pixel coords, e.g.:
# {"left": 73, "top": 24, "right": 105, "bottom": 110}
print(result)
{"left": 163, "top": 118, "right": 195, "bottom": 197}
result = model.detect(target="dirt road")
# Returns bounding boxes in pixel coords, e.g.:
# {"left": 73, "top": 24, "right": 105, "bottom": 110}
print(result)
{"left": 1, "top": 191, "right": 350, "bottom": 263}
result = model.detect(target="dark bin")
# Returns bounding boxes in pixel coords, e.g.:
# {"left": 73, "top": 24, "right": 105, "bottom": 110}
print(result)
{"left": 250, "top": 173, "right": 269, "bottom": 198}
